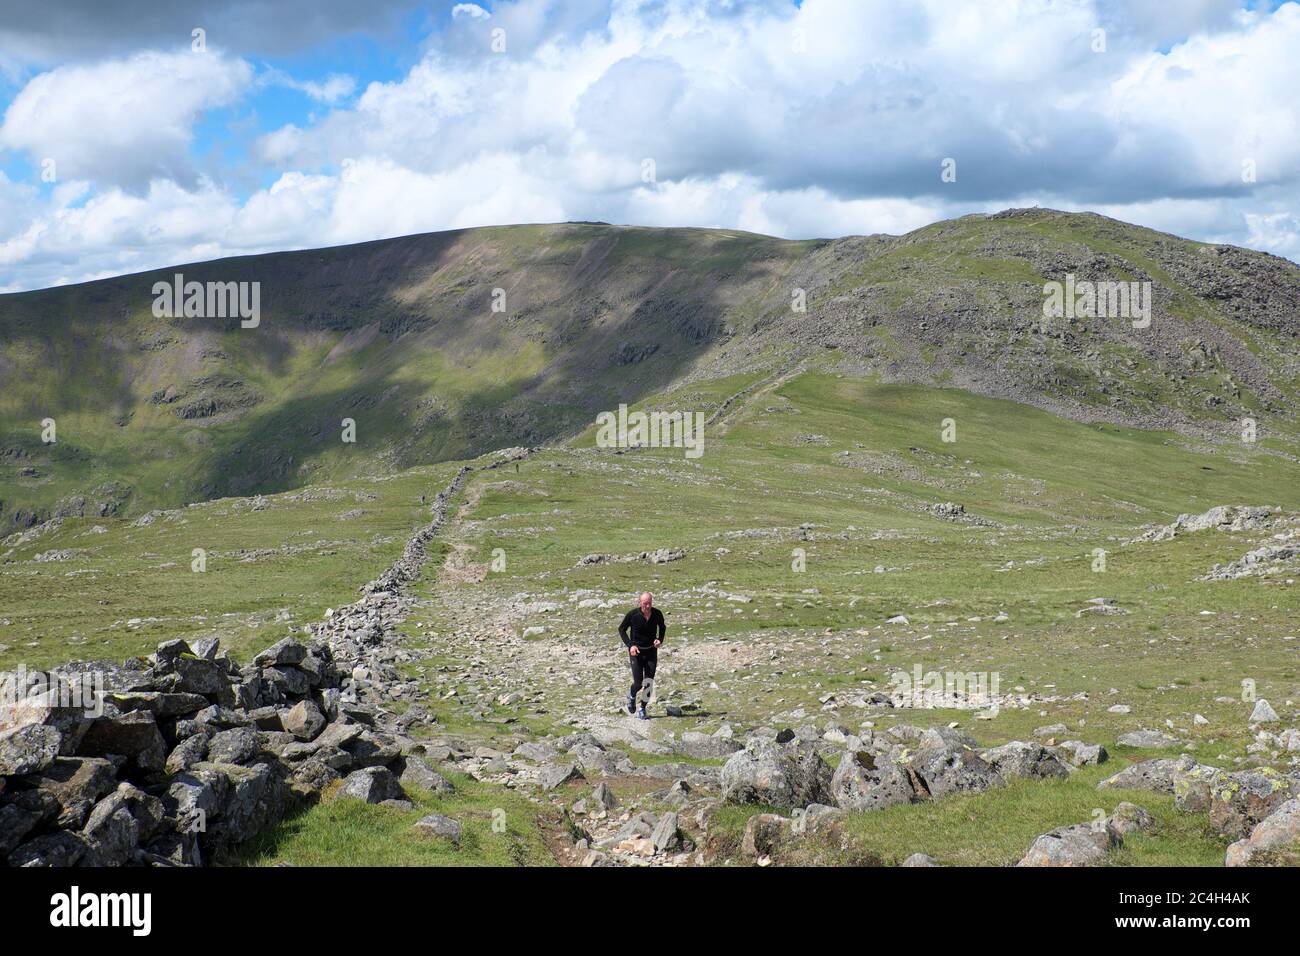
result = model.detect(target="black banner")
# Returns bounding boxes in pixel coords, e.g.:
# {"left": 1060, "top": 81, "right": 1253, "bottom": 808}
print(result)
{"left": 0, "top": 865, "right": 1273, "bottom": 943}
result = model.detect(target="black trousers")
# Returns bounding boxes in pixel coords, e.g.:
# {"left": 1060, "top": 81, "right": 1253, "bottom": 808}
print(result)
{"left": 628, "top": 649, "right": 658, "bottom": 702}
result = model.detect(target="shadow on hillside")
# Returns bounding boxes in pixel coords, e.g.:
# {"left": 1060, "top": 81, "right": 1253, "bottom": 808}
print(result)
{"left": 3, "top": 224, "right": 801, "bottom": 510}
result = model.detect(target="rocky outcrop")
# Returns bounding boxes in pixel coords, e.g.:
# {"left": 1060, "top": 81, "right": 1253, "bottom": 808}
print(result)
{"left": 1132, "top": 505, "right": 1277, "bottom": 543}
{"left": 1099, "top": 755, "right": 1300, "bottom": 841}
{"left": 1203, "top": 531, "right": 1300, "bottom": 581}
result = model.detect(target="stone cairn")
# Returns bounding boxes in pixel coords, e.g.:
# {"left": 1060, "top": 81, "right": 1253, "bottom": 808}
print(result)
{"left": 0, "top": 461, "right": 496, "bottom": 867}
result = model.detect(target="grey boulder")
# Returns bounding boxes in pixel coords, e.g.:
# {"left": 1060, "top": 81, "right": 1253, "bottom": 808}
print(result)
{"left": 721, "top": 738, "right": 832, "bottom": 809}
{"left": 282, "top": 700, "right": 326, "bottom": 741}
{"left": 982, "top": 741, "right": 1069, "bottom": 780}
{"left": 414, "top": 813, "right": 462, "bottom": 842}
{"left": 1018, "top": 822, "right": 1120, "bottom": 866}
{"left": 336, "top": 766, "right": 406, "bottom": 804}
{"left": 830, "top": 750, "right": 916, "bottom": 812}
{"left": 0, "top": 723, "right": 61, "bottom": 776}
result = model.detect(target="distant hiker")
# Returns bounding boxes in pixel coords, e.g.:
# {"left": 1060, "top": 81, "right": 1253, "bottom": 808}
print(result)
{"left": 619, "top": 592, "right": 665, "bottom": 720}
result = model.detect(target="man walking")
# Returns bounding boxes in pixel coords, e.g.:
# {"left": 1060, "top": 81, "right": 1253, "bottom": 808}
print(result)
{"left": 619, "top": 592, "right": 665, "bottom": 719}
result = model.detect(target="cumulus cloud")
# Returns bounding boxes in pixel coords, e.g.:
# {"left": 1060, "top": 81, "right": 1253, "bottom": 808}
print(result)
{"left": 0, "top": 49, "right": 253, "bottom": 193}
{"left": 1, "top": 0, "right": 1299, "bottom": 291}
{"left": 249, "top": 0, "right": 1300, "bottom": 204}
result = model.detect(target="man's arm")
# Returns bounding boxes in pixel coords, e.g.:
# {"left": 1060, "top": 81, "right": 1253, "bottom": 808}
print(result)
{"left": 618, "top": 611, "right": 633, "bottom": 647}
{"left": 655, "top": 610, "right": 666, "bottom": 644}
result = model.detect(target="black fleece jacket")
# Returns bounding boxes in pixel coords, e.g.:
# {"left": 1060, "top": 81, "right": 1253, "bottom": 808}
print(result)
{"left": 618, "top": 607, "right": 666, "bottom": 650}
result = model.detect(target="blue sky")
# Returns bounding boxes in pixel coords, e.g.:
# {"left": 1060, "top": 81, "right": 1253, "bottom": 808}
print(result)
{"left": 0, "top": 0, "right": 1297, "bottom": 291}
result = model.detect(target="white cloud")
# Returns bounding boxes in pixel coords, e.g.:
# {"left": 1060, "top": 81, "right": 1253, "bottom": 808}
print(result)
{"left": 0, "top": 50, "right": 253, "bottom": 193}
{"left": 452, "top": 3, "right": 492, "bottom": 20}
{"left": 263, "top": 69, "right": 358, "bottom": 104}
{"left": 2, "top": 0, "right": 1299, "bottom": 291}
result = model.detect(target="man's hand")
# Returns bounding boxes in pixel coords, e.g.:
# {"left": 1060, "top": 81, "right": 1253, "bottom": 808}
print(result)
{"left": 629, "top": 645, "right": 639, "bottom": 656}
{"left": 653, "top": 639, "right": 662, "bottom": 648}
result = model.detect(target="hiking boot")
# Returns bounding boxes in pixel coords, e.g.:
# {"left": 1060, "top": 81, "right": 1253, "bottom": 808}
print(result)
{"left": 625, "top": 696, "right": 636, "bottom": 716}
{"left": 637, "top": 707, "right": 649, "bottom": 720}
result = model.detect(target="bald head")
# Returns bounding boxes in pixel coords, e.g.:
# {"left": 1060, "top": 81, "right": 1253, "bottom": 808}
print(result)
{"left": 639, "top": 592, "right": 653, "bottom": 613}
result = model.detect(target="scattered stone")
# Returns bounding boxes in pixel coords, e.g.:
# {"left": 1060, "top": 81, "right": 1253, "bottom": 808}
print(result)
{"left": 651, "top": 811, "right": 681, "bottom": 852}
{"left": 0, "top": 724, "right": 61, "bottom": 777}
{"left": 830, "top": 749, "right": 915, "bottom": 812}
{"left": 1207, "top": 767, "right": 1300, "bottom": 839}
{"left": 1117, "top": 730, "right": 1181, "bottom": 749}
{"left": 592, "top": 782, "right": 618, "bottom": 810}
{"left": 282, "top": 700, "right": 326, "bottom": 741}
{"left": 77, "top": 711, "right": 167, "bottom": 774}
{"left": 539, "top": 762, "right": 585, "bottom": 791}
{"left": 206, "top": 727, "right": 261, "bottom": 765}
{"left": 1098, "top": 756, "right": 1200, "bottom": 794}
{"left": 399, "top": 756, "right": 453, "bottom": 793}
{"left": 1018, "top": 822, "right": 1119, "bottom": 866}
{"left": 741, "top": 813, "right": 788, "bottom": 858}
{"left": 414, "top": 814, "right": 462, "bottom": 842}
{"left": 1107, "top": 801, "right": 1155, "bottom": 837}
{"left": 19, "top": 756, "right": 118, "bottom": 829}
{"left": 982, "top": 741, "right": 1069, "bottom": 780}
{"left": 253, "top": 638, "right": 309, "bottom": 668}
{"left": 1057, "top": 740, "right": 1107, "bottom": 766}
{"left": 1250, "top": 699, "right": 1280, "bottom": 723}
{"left": 677, "top": 731, "right": 742, "bottom": 760}
{"left": 337, "top": 767, "right": 406, "bottom": 804}
{"left": 1077, "top": 598, "right": 1127, "bottom": 617}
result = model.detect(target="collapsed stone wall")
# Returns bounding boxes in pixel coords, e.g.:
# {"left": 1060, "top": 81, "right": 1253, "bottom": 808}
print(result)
{"left": 0, "top": 459, "right": 504, "bottom": 867}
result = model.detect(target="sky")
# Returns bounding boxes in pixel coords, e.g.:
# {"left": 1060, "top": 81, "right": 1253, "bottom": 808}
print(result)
{"left": 0, "top": 0, "right": 1297, "bottom": 292}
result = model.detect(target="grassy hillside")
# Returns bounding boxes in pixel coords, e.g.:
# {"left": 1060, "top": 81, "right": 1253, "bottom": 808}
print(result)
{"left": 0, "top": 462, "right": 461, "bottom": 670}
{"left": 9, "top": 366, "right": 1296, "bottom": 866}
{"left": 426, "top": 368, "right": 1300, "bottom": 747}
{"left": 3, "top": 209, "right": 1298, "bottom": 867}
{"left": 0, "top": 223, "right": 810, "bottom": 529}
{"left": 3, "top": 210, "right": 1298, "bottom": 536}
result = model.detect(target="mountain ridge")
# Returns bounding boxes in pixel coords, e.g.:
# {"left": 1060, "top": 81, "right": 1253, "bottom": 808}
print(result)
{"left": 2, "top": 208, "right": 1297, "bottom": 530}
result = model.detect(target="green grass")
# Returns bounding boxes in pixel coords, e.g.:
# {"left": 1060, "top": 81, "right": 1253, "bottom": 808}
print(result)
{"left": 708, "top": 765, "right": 1229, "bottom": 867}
{"left": 417, "top": 369, "right": 1299, "bottom": 772}
{"left": 229, "top": 771, "right": 558, "bottom": 867}
{"left": 0, "top": 462, "right": 462, "bottom": 669}
{"left": 5, "top": 365, "right": 1299, "bottom": 867}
